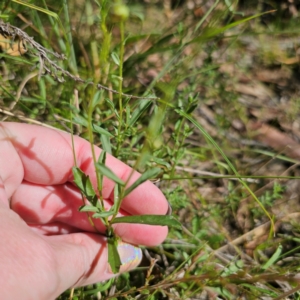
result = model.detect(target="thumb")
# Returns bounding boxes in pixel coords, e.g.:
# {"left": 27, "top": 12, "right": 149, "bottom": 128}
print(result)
{"left": 48, "top": 233, "right": 142, "bottom": 294}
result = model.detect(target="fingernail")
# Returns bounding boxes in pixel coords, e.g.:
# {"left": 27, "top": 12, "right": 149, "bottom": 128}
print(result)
{"left": 166, "top": 201, "right": 172, "bottom": 215}
{"left": 108, "top": 241, "right": 142, "bottom": 274}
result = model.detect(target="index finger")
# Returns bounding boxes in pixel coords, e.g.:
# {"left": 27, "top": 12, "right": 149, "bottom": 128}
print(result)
{"left": 0, "top": 122, "right": 168, "bottom": 216}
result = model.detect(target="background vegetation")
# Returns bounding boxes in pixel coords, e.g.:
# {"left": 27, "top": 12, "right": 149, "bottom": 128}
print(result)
{"left": 2, "top": 0, "right": 300, "bottom": 298}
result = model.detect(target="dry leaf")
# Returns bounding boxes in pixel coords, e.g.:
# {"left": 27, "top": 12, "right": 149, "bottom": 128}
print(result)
{"left": 0, "top": 33, "right": 27, "bottom": 56}
{"left": 249, "top": 121, "right": 300, "bottom": 160}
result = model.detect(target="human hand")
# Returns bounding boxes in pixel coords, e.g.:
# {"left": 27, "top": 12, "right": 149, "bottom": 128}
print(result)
{"left": 0, "top": 122, "right": 169, "bottom": 300}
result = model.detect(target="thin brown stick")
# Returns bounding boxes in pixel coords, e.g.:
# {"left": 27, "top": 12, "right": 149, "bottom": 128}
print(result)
{"left": 0, "top": 20, "right": 159, "bottom": 100}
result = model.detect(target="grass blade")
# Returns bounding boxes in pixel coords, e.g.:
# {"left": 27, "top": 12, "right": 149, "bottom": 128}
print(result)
{"left": 176, "top": 109, "right": 275, "bottom": 234}
{"left": 262, "top": 244, "right": 282, "bottom": 270}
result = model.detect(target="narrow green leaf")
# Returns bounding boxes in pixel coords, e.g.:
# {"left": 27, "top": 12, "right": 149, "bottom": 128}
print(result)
{"left": 111, "top": 215, "right": 182, "bottom": 229}
{"left": 114, "top": 184, "right": 121, "bottom": 209}
{"left": 104, "top": 98, "right": 119, "bottom": 118}
{"left": 107, "top": 237, "right": 122, "bottom": 274}
{"left": 86, "top": 180, "right": 95, "bottom": 199}
{"left": 73, "top": 115, "right": 88, "bottom": 127}
{"left": 72, "top": 167, "right": 98, "bottom": 206}
{"left": 12, "top": 0, "right": 59, "bottom": 19}
{"left": 151, "top": 157, "right": 171, "bottom": 169}
{"left": 72, "top": 117, "right": 113, "bottom": 137}
{"left": 0, "top": 53, "right": 33, "bottom": 64}
{"left": 194, "top": 0, "right": 219, "bottom": 32}
{"left": 11, "top": 0, "right": 67, "bottom": 47}
{"left": 91, "top": 90, "right": 102, "bottom": 109}
{"left": 240, "top": 284, "right": 278, "bottom": 297}
{"left": 129, "top": 99, "right": 152, "bottom": 126}
{"left": 262, "top": 244, "right": 282, "bottom": 270}
{"left": 190, "top": 11, "right": 274, "bottom": 44}
{"left": 92, "top": 124, "right": 114, "bottom": 137}
{"left": 96, "top": 163, "right": 125, "bottom": 186}
{"left": 96, "top": 150, "right": 106, "bottom": 192}
{"left": 92, "top": 211, "right": 115, "bottom": 218}
{"left": 79, "top": 205, "right": 99, "bottom": 213}
{"left": 123, "top": 97, "right": 131, "bottom": 109}
{"left": 83, "top": 279, "right": 114, "bottom": 295}
{"left": 98, "top": 150, "right": 106, "bottom": 164}
{"left": 84, "top": 177, "right": 96, "bottom": 199}
{"left": 72, "top": 166, "right": 86, "bottom": 191}
{"left": 100, "top": 135, "right": 112, "bottom": 154}
{"left": 126, "top": 33, "right": 160, "bottom": 44}
{"left": 126, "top": 105, "right": 131, "bottom": 126}
{"left": 124, "top": 168, "right": 161, "bottom": 197}
{"left": 111, "top": 52, "right": 120, "bottom": 66}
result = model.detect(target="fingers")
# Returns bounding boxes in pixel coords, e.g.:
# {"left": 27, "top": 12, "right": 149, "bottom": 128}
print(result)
{"left": 0, "top": 203, "right": 142, "bottom": 299}
{"left": 1, "top": 122, "right": 168, "bottom": 216}
{"left": 113, "top": 222, "right": 168, "bottom": 246}
{"left": 48, "top": 233, "right": 142, "bottom": 290}
{"left": 11, "top": 181, "right": 106, "bottom": 232}
{"left": 11, "top": 181, "right": 168, "bottom": 246}
{"left": 0, "top": 126, "right": 23, "bottom": 201}
{"left": 0, "top": 122, "right": 169, "bottom": 298}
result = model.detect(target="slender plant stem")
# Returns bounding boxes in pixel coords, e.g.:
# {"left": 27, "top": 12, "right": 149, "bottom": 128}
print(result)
{"left": 87, "top": 91, "right": 103, "bottom": 204}
{"left": 70, "top": 95, "right": 98, "bottom": 230}
{"left": 118, "top": 21, "right": 125, "bottom": 116}
{"left": 87, "top": 91, "right": 110, "bottom": 228}
{"left": 115, "top": 20, "right": 125, "bottom": 157}
{"left": 62, "top": 0, "right": 78, "bottom": 74}
{"left": 169, "top": 118, "right": 185, "bottom": 182}
{"left": 99, "top": 0, "right": 111, "bottom": 83}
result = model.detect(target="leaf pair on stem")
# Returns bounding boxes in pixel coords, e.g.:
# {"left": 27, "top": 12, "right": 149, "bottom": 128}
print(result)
{"left": 72, "top": 151, "right": 181, "bottom": 273}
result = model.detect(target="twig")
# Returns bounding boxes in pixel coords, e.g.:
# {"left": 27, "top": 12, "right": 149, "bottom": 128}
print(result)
{"left": 0, "top": 107, "right": 63, "bottom": 131}
{"left": 0, "top": 19, "right": 159, "bottom": 100}
{"left": 175, "top": 166, "right": 259, "bottom": 182}
{"left": 12, "top": 70, "right": 39, "bottom": 109}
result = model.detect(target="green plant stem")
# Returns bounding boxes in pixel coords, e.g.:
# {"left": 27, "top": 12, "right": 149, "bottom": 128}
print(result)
{"left": 115, "top": 20, "right": 125, "bottom": 157}
{"left": 41, "top": 0, "right": 66, "bottom": 52}
{"left": 62, "top": 0, "right": 78, "bottom": 74}
{"left": 194, "top": 0, "right": 219, "bottom": 32}
{"left": 70, "top": 101, "right": 98, "bottom": 231}
{"left": 99, "top": 1, "right": 111, "bottom": 83}
{"left": 87, "top": 90, "right": 110, "bottom": 227}
{"left": 118, "top": 21, "right": 125, "bottom": 114}
{"left": 169, "top": 118, "right": 185, "bottom": 182}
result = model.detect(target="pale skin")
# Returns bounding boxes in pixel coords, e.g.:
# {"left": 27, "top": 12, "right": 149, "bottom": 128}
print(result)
{"left": 0, "top": 122, "right": 169, "bottom": 300}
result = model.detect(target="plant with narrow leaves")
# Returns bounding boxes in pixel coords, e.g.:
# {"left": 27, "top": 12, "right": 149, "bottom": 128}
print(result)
{"left": 72, "top": 154, "right": 181, "bottom": 273}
